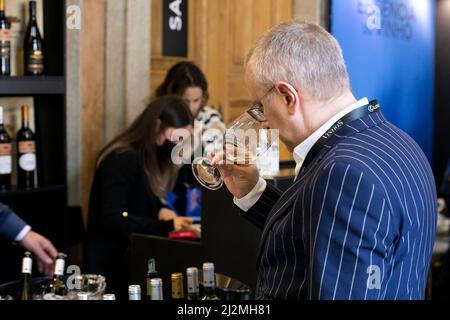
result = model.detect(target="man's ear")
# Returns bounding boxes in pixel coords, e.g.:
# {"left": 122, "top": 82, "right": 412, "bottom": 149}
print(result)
{"left": 274, "top": 81, "right": 299, "bottom": 115}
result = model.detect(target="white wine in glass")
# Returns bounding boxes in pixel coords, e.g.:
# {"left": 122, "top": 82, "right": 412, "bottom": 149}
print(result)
{"left": 192, "top": 104, "right": 275, "bottom": 190}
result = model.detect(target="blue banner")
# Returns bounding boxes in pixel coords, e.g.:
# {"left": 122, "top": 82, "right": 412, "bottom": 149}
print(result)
{"left": 331, "top": 0, "right": 435, "bottom": 161}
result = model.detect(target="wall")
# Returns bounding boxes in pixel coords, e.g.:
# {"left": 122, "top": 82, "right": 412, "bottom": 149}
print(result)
{"left": 66, "top": 0, "right": 151, "bottom": 221}
{"left": 81, "top": 0, "right": 106, "bottom": 220}
{"left": 294, "top": 0, "right": 329, "bottom": 27}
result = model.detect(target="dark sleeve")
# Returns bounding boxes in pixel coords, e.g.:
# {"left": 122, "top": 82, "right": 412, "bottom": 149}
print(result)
{"left": 241, "top": 182, "right": 282, "bottom": 229}
{"left": 96, "top": 151, "right": 174, "bottom": 238}
{"left": 0, "top": 202, "right": 28, "bottom": 242}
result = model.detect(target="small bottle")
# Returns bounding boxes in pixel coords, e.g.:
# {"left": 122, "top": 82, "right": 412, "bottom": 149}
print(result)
{"left": 20, "top": 252, "right": 32, "bottom": 300}
{"left": 145, "top": 258, "right": 158, "bottom": 300}
{"left": 47, "top": 253, "right": 66, "bottom": 298}
{"left": 171, "top": 273, "right": 184, "bottom": 300}
{"left": 103, "top": 294, "right": 116, "bottom": 300}
{"left": 0, "top": 106, "right": 12, "bottom": 190}
{"left": 128, "top": 284, "right": 141, "bottom": 300}
{"left": 186, "top": 267, "right": 199, "bottom": 301}
{"left": 150, "top": 278, "right": 163, "bottom": 301}
{"left": 201, "top": 262, "right": 219, "bottom": 300}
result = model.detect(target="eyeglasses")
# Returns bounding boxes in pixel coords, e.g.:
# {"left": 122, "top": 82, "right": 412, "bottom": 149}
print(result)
{"left": 246, "top": 86, "right": 275, "bottom": 122}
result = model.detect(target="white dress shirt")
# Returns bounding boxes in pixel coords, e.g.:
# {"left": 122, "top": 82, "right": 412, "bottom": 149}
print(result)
{"left": 234, "top": 97, "right": 369, "bottom": 212}
{"left": 15, "top": 225, "right": 31, "bottom": 242}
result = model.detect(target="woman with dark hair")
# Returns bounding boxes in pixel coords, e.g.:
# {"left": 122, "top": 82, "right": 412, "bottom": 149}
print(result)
{"left": 156, "top": 61, "right": 226, "bottom": 157}
{"left": 84, "top": 95, "right": 194, "bottom": 297}
{"left": 156, "top": 62, "right": 226, "bottom": 216}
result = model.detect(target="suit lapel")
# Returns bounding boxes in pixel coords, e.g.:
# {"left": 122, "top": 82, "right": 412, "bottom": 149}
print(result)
{"left": 256, "top": 163, "right": 317, "bottom": 265}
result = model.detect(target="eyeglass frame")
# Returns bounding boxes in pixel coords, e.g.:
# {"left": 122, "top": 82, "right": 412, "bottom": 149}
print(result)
{"left": 246, "top": 86, "right": 276, "bottom": 122}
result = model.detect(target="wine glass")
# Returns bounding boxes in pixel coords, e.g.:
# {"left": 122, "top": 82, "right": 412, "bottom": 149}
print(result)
{"left": 192, "top": 104, "right": 275, "bottom": 190}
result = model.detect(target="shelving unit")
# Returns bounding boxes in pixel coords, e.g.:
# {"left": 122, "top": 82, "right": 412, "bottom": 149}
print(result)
{"left": 0, "top": 0, "right": 67, "bottom": 284}
{"left": 0, "top": 76, "right": 65, "bottom": 95}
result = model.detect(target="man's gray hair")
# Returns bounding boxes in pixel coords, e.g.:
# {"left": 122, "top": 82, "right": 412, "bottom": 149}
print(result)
{"left": 246, "top": 21, "right": 350, "bottom": 101}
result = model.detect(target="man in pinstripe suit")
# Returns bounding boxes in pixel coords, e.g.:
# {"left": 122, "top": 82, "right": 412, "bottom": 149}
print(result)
{"left": 211, "top": 22, "right": 437, "bottom": 300}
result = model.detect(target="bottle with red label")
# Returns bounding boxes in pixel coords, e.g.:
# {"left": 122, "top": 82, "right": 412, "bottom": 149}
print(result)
{"left": 17, "top": 104, "right": 36, "bottom": 188}
{"left": 0, "top": 105, "right": 11, "bottom": 190}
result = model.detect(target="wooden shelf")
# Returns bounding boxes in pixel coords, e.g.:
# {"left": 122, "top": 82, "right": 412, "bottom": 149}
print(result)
{"left": 0, "top": 76, "right": 65, "bottom": 95}
{"left": 0, "top": 185, "right": 66, "bottom": 197}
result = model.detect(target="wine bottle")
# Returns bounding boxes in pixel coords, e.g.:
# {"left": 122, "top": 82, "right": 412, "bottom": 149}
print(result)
{"left": 145, "top": 258, "right": 158, "bottom": 300}
{"left": 150, "top": 278, "right": 163, "bottom": 300}
{"left": 20, "top": 251, "right": 32, "bottom": 300}
{"left": 201, "top": 262, "right": 219, "bottom": 300}
{"left": 0, "top": 106, "right": 11, "bottom": 190}
{"left": 128, "top": 285, "right": 141, "bottom": 300}
{"left": 0, "top": 0, "right": 10, "bottom": 75}
{"left": 171, "top": 273, "right": 184, "bottom": 300}
{"left": 186, "top": 267, "right": 199, "bottom": 300}
{"left": 24, "top": 0, "right": 44, "bottom": 76}
{"left": 46, "top": 253, "right": 66, "bottom": 298}
{"left": 17, "top": 105, "right": 36, "bottom": 189}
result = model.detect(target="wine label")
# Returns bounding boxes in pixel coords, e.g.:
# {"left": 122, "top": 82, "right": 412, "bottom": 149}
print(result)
{"left": 0, "top": 29, "right": 11, "bottom": 42}
{"left": 22, "top": 257, "right": 32, "bottom": 274}
{"left": 19, "top": 153, "right": 36, "bottom": 172}
{"left": 19, "top": 141, "right": 36, "bottom": 154}
{"left": 0, "top": 143, "right": 11, "bottom": 155}
{"left": 54, "top": 259, "right": 65, "bottom": 276}
{"left": 27, "top": 51, "right": 44, "bottom": 73}
{"left": 0, "top": 155, "right": 11, "bottom": 174}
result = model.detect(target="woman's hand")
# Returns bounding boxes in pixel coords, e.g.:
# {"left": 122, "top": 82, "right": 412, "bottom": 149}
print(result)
{"left": 173, "top": 217, "right": 194, "bottom": 231}
{"left": 158, "top": 208, "right": 178, "bottom": 221}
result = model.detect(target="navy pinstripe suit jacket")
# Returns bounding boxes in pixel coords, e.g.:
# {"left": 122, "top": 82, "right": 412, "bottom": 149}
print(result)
{"left": 243, "top": 111, "right": 437, "bottom": 300}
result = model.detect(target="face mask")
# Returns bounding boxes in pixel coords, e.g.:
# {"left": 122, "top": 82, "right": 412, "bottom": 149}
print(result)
{"left": 157, "top": 140, "right": 177, "bottom": 162}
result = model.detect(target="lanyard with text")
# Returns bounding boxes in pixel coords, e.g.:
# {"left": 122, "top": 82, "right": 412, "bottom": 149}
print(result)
{"left": 300, "top": 99, "right": 381, "bottom": 173}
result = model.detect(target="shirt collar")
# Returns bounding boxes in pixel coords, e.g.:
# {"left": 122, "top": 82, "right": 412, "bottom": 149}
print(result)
{"left": 293, "top": 97, "right": 369, "bottom": 176}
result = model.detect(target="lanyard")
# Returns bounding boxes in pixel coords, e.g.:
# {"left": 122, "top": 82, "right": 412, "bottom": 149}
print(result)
{"left": 300, "top": 99, "right": 381, "bottom": 173}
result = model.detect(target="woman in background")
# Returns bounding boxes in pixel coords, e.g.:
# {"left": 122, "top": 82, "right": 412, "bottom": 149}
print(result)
{"left": 155, "top": 62, "right": 227, "bottom": 215}
{"left": 155, "top": 61, "right": 226, "bottom": 157}
{"left": 84, "top": 95, "right": 193, "bottom": 298}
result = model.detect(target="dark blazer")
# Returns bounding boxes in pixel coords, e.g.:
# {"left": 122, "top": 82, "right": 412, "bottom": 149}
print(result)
{"left": 84, "top": 149, "right": 174, "bottom": 297}
{"left": 0, "top": 202, "right": 27, "bottom": 242}
{"left": 243, "top": 111, "right": 437, "bottom": 300}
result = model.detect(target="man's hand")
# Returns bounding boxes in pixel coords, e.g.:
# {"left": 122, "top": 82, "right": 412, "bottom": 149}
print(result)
{"left": 210, "top": 151, "right": 260, "bottom": 199}
{"left": 158, "top": 208, "right": 178, "bottom": 221}
{"left": 19, "top": 231, "right": 58, "bottom": 277}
